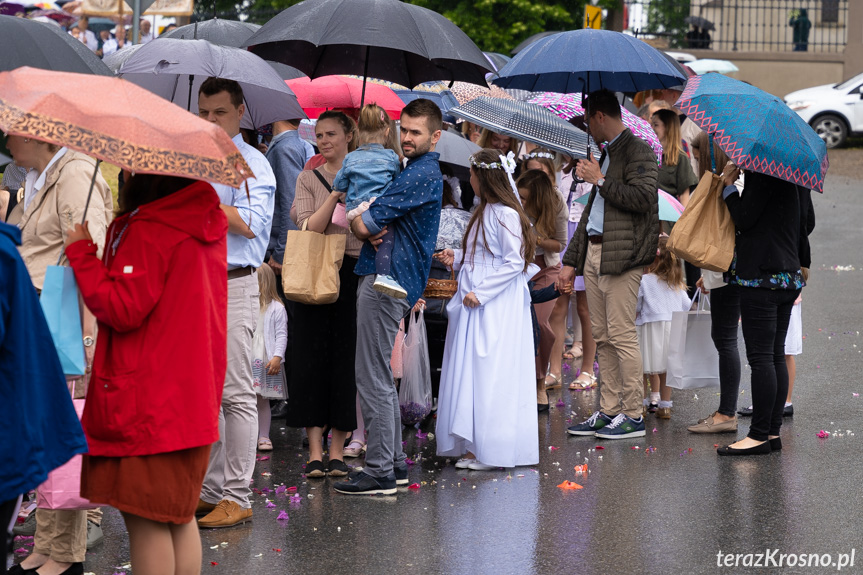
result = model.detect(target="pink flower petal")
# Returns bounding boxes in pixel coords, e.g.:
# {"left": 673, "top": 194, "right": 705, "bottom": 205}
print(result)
{"left": 277, "top": 511, "right": 289, "bottom": 521}
{"left": 408, "top": 483, "right": 421, "bottom": 489}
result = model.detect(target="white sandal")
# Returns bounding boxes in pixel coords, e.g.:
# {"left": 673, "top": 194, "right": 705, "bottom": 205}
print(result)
{"left": 343, "top": 440, "right": 366, "bottom": 458}
{"left": 257, "top": 437, "right": 273, "bottom": 451}
{"left": 569, "top": 372, "right": 597, "bottom": 390}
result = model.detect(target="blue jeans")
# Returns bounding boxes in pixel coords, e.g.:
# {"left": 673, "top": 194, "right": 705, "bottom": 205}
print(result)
{"left": 739, "top": 287, "right": 800, "bottom": 441}
{"left": 710, "top": 284, "right": 741, "bottom": 417}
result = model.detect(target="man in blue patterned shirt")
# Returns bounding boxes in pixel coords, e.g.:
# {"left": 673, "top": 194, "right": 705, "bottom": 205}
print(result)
{"left": 335, "top": 99, "right": 443, "bottom": 495}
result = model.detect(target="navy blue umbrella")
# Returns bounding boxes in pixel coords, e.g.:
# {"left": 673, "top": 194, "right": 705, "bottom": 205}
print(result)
{"left": 492, "top": 29, "right": 688, "bottom": 94}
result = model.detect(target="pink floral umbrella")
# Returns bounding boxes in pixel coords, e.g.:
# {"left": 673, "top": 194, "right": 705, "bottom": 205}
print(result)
{"left": 528, "top": 91, "right": 663, "bottom": 164}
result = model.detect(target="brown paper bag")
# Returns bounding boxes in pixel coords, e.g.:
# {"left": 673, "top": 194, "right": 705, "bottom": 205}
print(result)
{"left": 281, "top": 220, "right": 346, "bottom": 304}
{"left": 667, "top": 171, "right": 735, "bottom": 272}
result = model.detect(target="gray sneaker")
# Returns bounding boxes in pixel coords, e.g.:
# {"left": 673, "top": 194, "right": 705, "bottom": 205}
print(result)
{"left": 12, "top": 512, "right": 36, "bottom": 536}
{"left": 86, "top": 520, "right": 104, "bottom": 549}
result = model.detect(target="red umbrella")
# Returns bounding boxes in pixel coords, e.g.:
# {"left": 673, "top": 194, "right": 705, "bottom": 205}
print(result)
{"left": 0, "top": 67, "right": 252, "bottom": 187}
{"left": 286, "top": 75, "right": 405, "bottom": 119}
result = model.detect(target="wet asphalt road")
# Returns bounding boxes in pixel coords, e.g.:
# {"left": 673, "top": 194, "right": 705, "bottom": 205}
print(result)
{"left": 10, "top": 170, "right": 863, "bottom": 575}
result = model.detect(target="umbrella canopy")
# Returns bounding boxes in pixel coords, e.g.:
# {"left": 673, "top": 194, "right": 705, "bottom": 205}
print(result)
{"left": 0, "top": 67, "right": 252, "bottom": 186}
{"left": 450, "top": 97, "right": 600, "bottom": 159}
{"left": 118, "top": 38, "right": 306, "bottom": 129}
{"left": 576, "top": 188, "right": 683, "bottom": 222}
{"left": 687, "top": 59, "right": 739, "bottom": 75}
{"left": 684, "top": 16, "right": 715, "bottom": 31}
{"left": 243, "top": 0, "right": 492, "bottom": 88}
{"left": 27, "top": 7, "right": 73, "bottom": 24}
{"left": 0, "top": 151, "right": 10, "bottom": 166}
{"left": 0, "top": 15, "right": 112, "bottom": 75}
{"left": 493, "top": 29, "right": 689, "bottom": 94}
{"left": 393, "top": 81, "right": 459, "bottom": 113}
{"left": 161, "top": 18, "right": 261, "bottom": 47}
{"left": 436, "top": 130, "right": 480, "bottom": 168}
{"left": 527, "top": 92, "right": 663, "bottom": 163}
{"left": 266, "top": 60, "right": 306, "bottom": 81}
{"left": 0, "top": 2, "right": 26, "bottom": 15}
{"left": 511, "top": 30, "right": 563, "bottom": 55}
{"left": 677, "top": 73, "right": 828, "bottom": 192}
{"left": 287, "top": 76, "right": 404, "bottom": 119}
{"left": 102, "top": 44, "right": 144, "bottom": 73}
{"left": 483, "top": 51, "right": 510, "bottom": 72}
{"left": 450, "top": 81, "right": 514, "bottom": 105}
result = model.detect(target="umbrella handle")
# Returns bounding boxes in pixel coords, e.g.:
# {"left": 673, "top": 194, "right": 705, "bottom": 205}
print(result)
{"left": 56, "top": 159, "right": 101, "bottom": 267}
{"left": 360, "top": 46, "right": 370, "bottom": 109}
{"left": 709, "top": 133, "right": 715, "bottom": 173}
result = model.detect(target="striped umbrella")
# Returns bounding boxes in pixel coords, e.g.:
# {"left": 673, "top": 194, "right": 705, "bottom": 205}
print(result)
{"left": 528, "top": 92, "right": 663, "bottom": 163}
{"left": 450, "top": 97, "right": 600, "bottom": 159}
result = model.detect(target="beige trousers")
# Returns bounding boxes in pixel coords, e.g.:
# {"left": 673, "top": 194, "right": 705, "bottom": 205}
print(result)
{"left": 584, "top": 243, "right": 645, "bottom": 419}
{"left": 33, "top": 508, "right": 87, "bottom": 563}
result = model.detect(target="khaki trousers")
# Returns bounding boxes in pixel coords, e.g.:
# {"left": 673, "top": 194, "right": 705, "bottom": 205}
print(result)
{"left": 33, "top": 508, "right": 87, "bottom": 563}
{"left": 584, "top": 243, "right": 644, "bottom": 419}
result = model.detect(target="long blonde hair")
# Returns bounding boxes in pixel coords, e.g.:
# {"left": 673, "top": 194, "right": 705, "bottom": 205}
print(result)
{"left": 477, "top": 128, "right": 519, "bottom": 155}
{"left": 462, "top": 148, "right": 535, "bottom": 272}
{"left": 257, "top": 264, "right": 281, "bottom": 313}
{"left": 647, "top": 236, "right": 685, "bottom": 291}
{"left": 652, "top": 108, "right": 683, "bottom": 167}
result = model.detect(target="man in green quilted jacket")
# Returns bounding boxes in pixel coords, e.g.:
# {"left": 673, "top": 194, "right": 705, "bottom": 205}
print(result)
{"left": 558, "top": 89, "right": 659, "bottom": 440}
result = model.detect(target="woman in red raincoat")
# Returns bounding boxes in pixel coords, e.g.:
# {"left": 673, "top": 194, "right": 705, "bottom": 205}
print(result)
{"left": 65, "top": 174, "right": 227, "bottom": 575}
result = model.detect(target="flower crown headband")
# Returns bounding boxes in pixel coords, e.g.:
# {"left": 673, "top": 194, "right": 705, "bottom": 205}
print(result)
{"left": 526, "top": 151, "right": 554, "bottom": 161}
{"left": 470, "top": 151, "right": 520, "bottom": 202}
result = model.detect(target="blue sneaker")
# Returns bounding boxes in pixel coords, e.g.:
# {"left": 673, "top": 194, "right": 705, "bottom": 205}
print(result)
{"left": 566, "top": 411, "right": 613, "bottom": 436}
{"left": 394, "top": 464, "right": 409, "bottom": 486}
{"left": 594, "top": 414, "right": 646, "bottom": 440}
{"left": 333, "top": 471, "right": 397, "bottom": 495}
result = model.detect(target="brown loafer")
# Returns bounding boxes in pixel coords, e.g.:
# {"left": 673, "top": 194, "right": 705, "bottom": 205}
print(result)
{"left": 197, "top": 500, "right": 252, "bottom": 528}
{"left": 195, "top": 498, "right": 217, "bottom": 516}
{"left": 687, "top": 412, "right": 738, "bottom": 434}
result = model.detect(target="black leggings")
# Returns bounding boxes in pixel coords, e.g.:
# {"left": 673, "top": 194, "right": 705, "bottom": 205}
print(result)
{"left": 710, "top": 284, "right": 742, "bottom": 417}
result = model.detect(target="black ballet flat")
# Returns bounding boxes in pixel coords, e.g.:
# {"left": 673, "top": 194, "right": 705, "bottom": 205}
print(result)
{"left": 769, "top": 437, "right": 782, "bottom": 451}
{"left": 537, "top": 403, "right": 550, "bottom": 413}
{"left": 717, "top": 441, "right": 771, "bottom": 456}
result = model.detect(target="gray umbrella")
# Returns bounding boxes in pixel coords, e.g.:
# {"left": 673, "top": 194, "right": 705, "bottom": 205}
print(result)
{"left": 450, "top": 97, "right": 600, "bottom": 159}
{"left": 0, "top": 151, "right": 10, "bottom": 167}
{"left": 436, "top": 130, "right": 480, "bottom": 168}
{"left": 118, "top": 38, "right": 306, "bottom": 129}
{"left": 511, "top": 31, "right": 563, "bottom": 56}
{"left": 0, "top": 15, "right": 111, "bottom": 75}
{"left": 265, "top": 60, "right": 306, "bottom": 81}
{"left": 103, "top": 43, "right": 145, "bottom": 73}
{"left": 684, "top": 16, "right": 715, "bottom": 31}
{"left": 243, "top": 0, "right": 492, "bottom": 90}
{"left": 161, "top": 18, "right": 261, "bottom": 47}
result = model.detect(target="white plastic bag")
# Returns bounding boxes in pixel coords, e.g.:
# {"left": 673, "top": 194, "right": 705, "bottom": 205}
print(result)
{"left": 399, "top": 310, "right": 432, "bottom": 425}
{"left": 667, "top": 290, "right": 721, "bottom": 390}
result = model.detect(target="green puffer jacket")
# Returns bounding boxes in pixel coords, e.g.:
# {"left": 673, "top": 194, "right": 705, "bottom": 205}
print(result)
{"left": 562, "top": 129, "right": 659, "bottom": 275}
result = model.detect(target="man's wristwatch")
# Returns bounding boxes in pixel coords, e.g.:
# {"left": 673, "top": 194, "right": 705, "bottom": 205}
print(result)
{"left": 596, "top": 177, "right": 606, "bottom": 188}
{"left": 83, "top": 336, "right": 95, "bottom": 347}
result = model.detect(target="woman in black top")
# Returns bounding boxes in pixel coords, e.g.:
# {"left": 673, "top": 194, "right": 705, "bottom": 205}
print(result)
{"left": 716, "top": 165, "right": 813, "bottom": 456}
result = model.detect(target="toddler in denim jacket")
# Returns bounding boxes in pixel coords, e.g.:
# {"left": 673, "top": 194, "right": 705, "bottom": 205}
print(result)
{"left": 334, "top": 103, "right": 404, "bottom": 298}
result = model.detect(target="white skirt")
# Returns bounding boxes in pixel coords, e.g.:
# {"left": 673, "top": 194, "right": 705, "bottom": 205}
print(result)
{"left": 637, "top": 321, "right": 672, "bottom": 375}
{"left": 785, "top": 301, "right": 802, "bottom": 356}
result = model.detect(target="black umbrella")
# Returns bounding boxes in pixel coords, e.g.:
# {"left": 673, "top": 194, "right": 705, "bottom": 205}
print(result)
{"left": 511, "top": 31, "right": 563, "bottom": 56}
{"left": 243, "top": 0, "right": 492, "bottom": 104}
{"left": 483, "top": 51, "right": 510, "bottom": 72}
{"left": 161, "top": 18, "right": 261, "bottom": 47}
{"left": 0, "top": 15, "right": 111, "bottom": 75}
{"left": 684, "top": 16, "right": 715, "bottom": 31}
{"left": 265, "top": 60, "right": 306, "bottom": 81}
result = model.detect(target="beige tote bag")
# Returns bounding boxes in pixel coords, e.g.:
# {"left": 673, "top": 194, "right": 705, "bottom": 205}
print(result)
{"left": 281, "top": 220, "right": 346, "bottom": 304}
{"left": 667, "top": 171, "right": 735, "bottom": 272}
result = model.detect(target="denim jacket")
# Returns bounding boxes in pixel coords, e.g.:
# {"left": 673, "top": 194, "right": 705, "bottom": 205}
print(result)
{"left": 333, "top": 144, "right": 401, "bottom": 211}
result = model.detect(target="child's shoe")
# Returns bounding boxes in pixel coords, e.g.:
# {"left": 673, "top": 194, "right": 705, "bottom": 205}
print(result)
{"left": 373, "top": 274, "right": 407, "bottom": 299}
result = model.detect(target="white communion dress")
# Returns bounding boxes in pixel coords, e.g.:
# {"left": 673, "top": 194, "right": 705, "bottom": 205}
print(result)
{"left": 435, "top": 202, "right": 539, "bottom": 467}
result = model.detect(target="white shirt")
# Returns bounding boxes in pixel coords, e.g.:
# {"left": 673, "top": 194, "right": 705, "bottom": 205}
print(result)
{"left": 72, "top": 29, "right": 98, "bottom": 52}
{"left": 140, "top": 33, "right": 153, "bottom": 44}
{"left": 23, "top": 148, "right": 67, "bottom": 211}
{"left": 101, "top": 38, "right": 119, "bottom": 57}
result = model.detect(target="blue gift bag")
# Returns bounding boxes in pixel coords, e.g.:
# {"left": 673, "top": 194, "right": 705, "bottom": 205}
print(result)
{"left": 40, "top": 265, "right": 86, "bottom": 376}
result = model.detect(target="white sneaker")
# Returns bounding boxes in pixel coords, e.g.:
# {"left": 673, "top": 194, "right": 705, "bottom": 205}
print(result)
{"left": 467, "top": 461, "right": 498, "bottom": 471}
{"left": 454, "top": 458, "right": 474, "bottom": 469}
{"left": 373, "top": 274, "right": 407, "bottom": 299}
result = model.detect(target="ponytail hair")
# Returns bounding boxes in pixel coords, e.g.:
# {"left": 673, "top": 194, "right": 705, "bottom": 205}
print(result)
{"left": 357, "top": 103, "right": 390, "bottom": 147}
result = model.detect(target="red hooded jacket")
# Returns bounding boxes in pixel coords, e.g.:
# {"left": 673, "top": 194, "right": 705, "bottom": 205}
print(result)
{"left": 66, "top": 181, "right": 228, "bottom": 457}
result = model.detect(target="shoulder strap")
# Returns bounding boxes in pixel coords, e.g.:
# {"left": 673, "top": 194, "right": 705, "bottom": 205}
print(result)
{"left": 312, "top": 169, "right": 333, "bottom": 192}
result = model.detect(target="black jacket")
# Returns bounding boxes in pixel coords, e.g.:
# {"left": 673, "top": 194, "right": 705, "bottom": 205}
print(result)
{"left": 724, "top": 172, "right": 813, "bottom": 280}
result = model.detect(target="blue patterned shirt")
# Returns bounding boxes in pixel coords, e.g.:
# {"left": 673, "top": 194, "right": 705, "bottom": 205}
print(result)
{"left": 356, "top": 152, "right": 443, "bottom": 306}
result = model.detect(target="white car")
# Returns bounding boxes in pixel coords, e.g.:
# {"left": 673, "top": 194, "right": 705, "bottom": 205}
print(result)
{"left": 784, "top": 72, "right": 863, "bottom": 148}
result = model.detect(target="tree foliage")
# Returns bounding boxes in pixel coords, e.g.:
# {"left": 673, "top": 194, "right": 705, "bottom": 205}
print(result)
{"left": 645, "top": 0, "right": 692, "bottom": 48}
